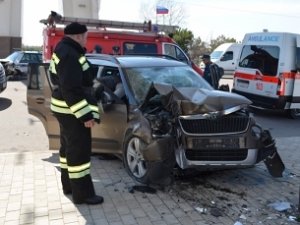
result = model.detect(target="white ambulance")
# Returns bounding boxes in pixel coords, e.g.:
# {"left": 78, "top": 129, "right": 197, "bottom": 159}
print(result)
{"left": 232, "top": 31, "right": 300, "bottom": 118}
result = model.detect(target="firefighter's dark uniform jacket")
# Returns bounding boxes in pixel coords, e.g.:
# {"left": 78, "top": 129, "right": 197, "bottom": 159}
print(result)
{"left": 49, "top": 36, "right": 99, "bottom": 203}
{"left": 49, "top": 37, "right": 99, "bottom": 123}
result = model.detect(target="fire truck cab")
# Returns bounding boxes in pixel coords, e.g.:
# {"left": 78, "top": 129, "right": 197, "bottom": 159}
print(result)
{"left": 232, "top": 31, "right": 300, "bottom": 119}
{"left": 41, "top": 12, "right": 202, "bottom": 74}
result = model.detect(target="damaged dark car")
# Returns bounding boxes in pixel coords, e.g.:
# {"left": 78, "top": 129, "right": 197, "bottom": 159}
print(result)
{"left": 27, "top": 55, "right": 285, "bottom": 185}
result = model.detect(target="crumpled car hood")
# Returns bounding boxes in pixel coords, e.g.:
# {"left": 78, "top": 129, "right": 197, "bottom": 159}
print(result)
{"left": 141, "top": 83, "right": 252, "bottom": 115}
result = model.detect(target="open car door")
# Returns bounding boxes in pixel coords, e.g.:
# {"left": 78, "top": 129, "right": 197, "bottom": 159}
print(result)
{"left": 27, "top": 62, "right": 128, "bottom": 154}
{"left": 27, "top": 63, "right": 60, "bottom": 149}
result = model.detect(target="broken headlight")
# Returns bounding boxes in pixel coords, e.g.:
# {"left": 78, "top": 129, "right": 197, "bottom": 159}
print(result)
{"left": 146, "top": 110, "right": 173, "bottom": 137}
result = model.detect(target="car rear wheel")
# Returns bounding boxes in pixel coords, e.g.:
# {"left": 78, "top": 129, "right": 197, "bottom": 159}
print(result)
{"left": 289, "top": 108, "right": 300, "bottom": 119}
{"left": 124, "top": 135, "right": 150, "bottom": 183}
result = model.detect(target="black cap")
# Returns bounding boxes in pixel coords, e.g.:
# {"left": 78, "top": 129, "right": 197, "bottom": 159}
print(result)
{"left": 201, "top": 54, "right": 210, "bottom": 60}
{"left": 64, "top": 22, "right": 87, "bottom": 35}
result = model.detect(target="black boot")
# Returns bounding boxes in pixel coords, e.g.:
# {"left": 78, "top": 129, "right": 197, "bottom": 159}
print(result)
{"left": 74, "top": 195, "right": 104, "bottom": 205}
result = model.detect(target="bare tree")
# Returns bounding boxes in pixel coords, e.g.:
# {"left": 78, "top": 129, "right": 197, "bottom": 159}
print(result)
{"left": 189, "top": 37, "right": 210, "bottom": 66}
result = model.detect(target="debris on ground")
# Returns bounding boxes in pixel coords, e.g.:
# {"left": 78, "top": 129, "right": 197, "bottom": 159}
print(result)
{"left": 268, "top": 201, "right": 291, "bottom": 211}
{"left": 128, "top": 185, "right": 157, "bottom": 194}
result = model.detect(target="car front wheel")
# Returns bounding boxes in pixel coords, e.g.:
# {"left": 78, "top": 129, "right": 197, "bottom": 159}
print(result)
{"left": 124, "top": 135, "right": 149, "bottom": 183}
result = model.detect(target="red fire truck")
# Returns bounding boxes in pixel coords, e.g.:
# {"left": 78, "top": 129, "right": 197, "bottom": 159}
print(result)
{"left": 40, "top": 12, "right": 202, "bottom": 75}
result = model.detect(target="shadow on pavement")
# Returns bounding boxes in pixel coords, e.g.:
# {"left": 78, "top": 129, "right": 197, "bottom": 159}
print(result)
{"left": 42, "top": 152, "right": 60, "bottom": 172}
{"left": 0, "top": 97, "right": 12, "bottom": 111}
{"left": 249, "top": 107, "right": 288, "bottom": 118}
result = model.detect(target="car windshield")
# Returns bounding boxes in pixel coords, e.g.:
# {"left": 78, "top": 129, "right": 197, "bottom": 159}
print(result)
{"left": 5, "top": 52, "right": 20, "bottom": 61}
{"left": 125, "top": 65, "right": 213, "bottom": 103}
{"left": 210, "top": 51, "right": 223, "bottom": 60}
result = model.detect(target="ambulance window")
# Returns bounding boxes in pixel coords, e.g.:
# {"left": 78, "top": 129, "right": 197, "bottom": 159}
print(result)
{"left": 239, "top": 45, "right": 279, "bottom": 76}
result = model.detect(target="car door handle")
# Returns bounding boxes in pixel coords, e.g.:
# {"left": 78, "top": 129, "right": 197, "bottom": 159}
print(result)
{"left": 36, "top": 97, "right": 45, "bottom": 104}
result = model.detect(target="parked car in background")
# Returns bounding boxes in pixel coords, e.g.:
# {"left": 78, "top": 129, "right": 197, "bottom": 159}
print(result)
{"left": 0, "top": 51, "right": 42, "bottom": 80}
{"left": 27, "top": 54, "right": 284, "bottom": 185}
{"left": 0, "top": 63, "right": 7, "bottom": 93}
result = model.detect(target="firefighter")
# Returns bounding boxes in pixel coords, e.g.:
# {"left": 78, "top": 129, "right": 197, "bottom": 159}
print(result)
{"left": 49, "top": 22, "right": 103, "bottom": 205}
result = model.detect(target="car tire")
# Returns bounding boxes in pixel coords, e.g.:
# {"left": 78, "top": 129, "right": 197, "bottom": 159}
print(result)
{"left": 289, "top": 108, "right": 300, "bottom": 119}
{"left": 123, "top": 134, "right": 175, "bottom": 186}
{"left": 123, "top": 134, "right": 151, "bottom": 184}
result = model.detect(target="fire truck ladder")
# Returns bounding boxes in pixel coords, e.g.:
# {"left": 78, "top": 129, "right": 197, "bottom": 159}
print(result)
{"left": 40, "top": 11, "right": 179, "bottom": 34}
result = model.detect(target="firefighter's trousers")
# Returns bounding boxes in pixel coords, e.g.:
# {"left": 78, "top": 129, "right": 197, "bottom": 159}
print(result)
{"left": 55, "top": 114, "right": 96, "bottom": 203}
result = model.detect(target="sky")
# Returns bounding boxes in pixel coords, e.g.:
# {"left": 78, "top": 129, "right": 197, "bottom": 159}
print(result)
{"left": 22, "top": 0, "right": 300, "bottom": 46}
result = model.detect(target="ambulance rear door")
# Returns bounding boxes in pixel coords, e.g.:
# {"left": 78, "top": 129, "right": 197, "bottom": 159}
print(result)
{"left": 289, "top": 35, "right": 300, "bottom": 118}
{"left": 233, "top": 33, "right": 282, "bottom": 108}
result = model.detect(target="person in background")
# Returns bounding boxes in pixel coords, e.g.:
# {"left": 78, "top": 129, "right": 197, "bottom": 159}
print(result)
{"left": 92, "top": 44, "right": 102, "bottom": 53}
{"left": 49, "top": 22, "right": 104, "bottom": 205}
{"left": 201, "top": 54, "right": 223, "bottom": 89}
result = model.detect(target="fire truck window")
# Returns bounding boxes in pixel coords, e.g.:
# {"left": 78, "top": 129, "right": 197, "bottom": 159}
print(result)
{"left": 239, "top": 45, "right": 279, "bottom": 76}
{"left": 164, "top": 44, "right": 176, "bottom": 58}
{"left": 164, "top": 44, "right": 188, "bottom": 63}
{"left": 124, "top": 43, "right": 157, "bottom": 54}
{"left": 175, "top": 47, "right": 188, "bottom": 63}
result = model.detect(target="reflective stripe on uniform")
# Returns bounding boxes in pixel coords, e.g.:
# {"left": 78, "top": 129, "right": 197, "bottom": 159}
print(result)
{"left": 50, "top": 104, "right": 72, "bottom": 114}
{"left": 70, "top": 99, "right": 92, "bottom": 118}
{"left": 69, "top": 169, "right": 90, "bottom": 179}
{"left": 90, "top": 105, "right": 99, "bottom": 113}
{"left": 52, "top": 53, "right": 60, "bottom": 64}
{"left": 70, "top": 100, "right": 100, "bottom": 119}
{"left": 49, "top": 60, "right": 57, "bottom": 74}
{"left": 74, "top": 106, "right": 92, "bottom": 118}
{"left": 92, "top": 112, "right": 100, "bottom": 119}
{"left": 50, "top": 97, "right": 72, "bottom": 114}
{"left": 68, "top": 162, "right": 91, "bottom": 179}
{"left": 49, "top": 53, "right": 60, "bottom": 74}
{"left": 59, "top": 157, "right": 68, "bottom": 169}
{"left": 51, "top": 97, "right": 100, "bottom": 119}
{"left": 70, "top": 99, "right": 88, "bottom": 112}
{"left": 51, "top": 98, "right": 68, "bottom": 107}
{"left": 79, "top": 56, "right": 89, "bottom": 71}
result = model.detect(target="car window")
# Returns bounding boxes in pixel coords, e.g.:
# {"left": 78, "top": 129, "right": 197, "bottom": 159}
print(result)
{"left": 221, "top": 51, "right": 233, "bottom": 61}
{"left": 5, "top": 52, "right": 42, "bottom": 64}
{"left": 20, "top": 53, "right": 42, "bottom": 63}
{"left": 21, "top": 54, "right": 31, "bottom": 63}
{"left": 126, "top": 65, "right": 213, "bottom": 103}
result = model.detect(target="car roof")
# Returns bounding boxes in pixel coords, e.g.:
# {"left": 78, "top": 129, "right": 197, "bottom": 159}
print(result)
{"left": 20, "top": 51, "right": 42, "bottom": 54}
{"left": 87, "top": 54, "right": 188, "bottom": 68}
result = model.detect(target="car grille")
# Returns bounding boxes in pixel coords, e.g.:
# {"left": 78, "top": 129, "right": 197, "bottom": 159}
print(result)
{"left": 179, "top": 116, "right": 250, "bottom": 134}
{"left": 185, "top": 148, "right": 248, "bottom": 161}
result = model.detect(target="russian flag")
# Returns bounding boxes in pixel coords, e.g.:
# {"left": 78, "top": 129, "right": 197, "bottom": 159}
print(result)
{"left": 156, "top": 6, "right": 169, "bottom": 14}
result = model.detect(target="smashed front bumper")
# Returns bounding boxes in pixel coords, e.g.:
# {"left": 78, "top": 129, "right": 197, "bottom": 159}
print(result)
{"left": 174, "top": 119, "right": 285, "bottom": 177}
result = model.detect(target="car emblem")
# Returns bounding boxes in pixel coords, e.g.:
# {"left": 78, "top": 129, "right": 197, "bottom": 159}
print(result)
{"left": 204, "top": 112, "right": 219, "bottom": 120}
